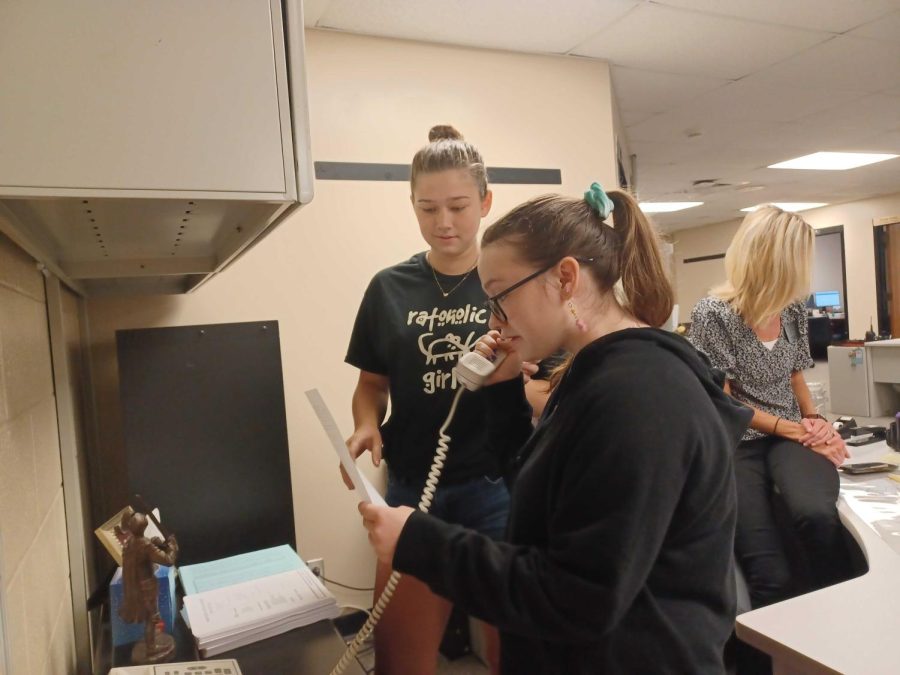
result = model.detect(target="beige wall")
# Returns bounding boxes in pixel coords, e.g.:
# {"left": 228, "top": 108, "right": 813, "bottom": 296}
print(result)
{"left": 672, "top": 219, "right": 741, "bottom": 324}
{"left": 84, "top": 29, "right": 619, "bottom": 604}
{"left": 673, "top": 191, "right": 900, "bottom": 337}
{"left": 0, "top": 233, "right": 76, "bottom": 675}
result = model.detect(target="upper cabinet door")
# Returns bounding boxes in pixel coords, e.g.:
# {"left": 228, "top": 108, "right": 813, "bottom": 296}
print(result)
{"left": 0, "top": 0, "right": 292, "bottom": 195}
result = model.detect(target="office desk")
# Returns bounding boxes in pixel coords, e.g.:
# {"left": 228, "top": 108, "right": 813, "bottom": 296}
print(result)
{"left": 866, "top": 339, "right": 900, "bottom": 416}
{"left": 736, "top": 440, "right": 900, "bottom": 675}
{"left": 105, "top": 614, "right": 365, "bottom": 675}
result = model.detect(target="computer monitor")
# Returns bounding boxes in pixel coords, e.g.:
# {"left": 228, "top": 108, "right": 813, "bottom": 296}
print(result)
{"left": 814, "top": 290, "right": 840, "bottom": 308}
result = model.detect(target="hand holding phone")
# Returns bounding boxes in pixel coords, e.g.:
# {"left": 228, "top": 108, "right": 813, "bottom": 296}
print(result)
{"left": 455, "top": 349, "right": 508, "bottom": 391}
{"left": 455, "top": 330, "right": 520, "bottom": 390}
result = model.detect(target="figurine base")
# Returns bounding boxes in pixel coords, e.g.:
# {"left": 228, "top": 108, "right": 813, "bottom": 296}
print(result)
{"left": 131, "top": 632, "right": 176, "bottom": 665}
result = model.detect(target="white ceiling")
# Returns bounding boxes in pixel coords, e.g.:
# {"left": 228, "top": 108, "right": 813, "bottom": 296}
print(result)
{"left": 304, "top": 0, "right": 900, "bottom": 230}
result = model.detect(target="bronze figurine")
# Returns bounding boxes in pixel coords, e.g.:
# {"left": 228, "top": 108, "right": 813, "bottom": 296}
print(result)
{"left": 118, "top": 507, "right": 179, "bottom": 664}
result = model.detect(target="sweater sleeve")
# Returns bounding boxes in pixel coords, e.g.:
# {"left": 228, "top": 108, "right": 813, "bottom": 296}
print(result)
{"left": 393, "top": 376, "right": 697, "bottom": 643}
{"left": 482, "top": 375, "right": 535, "bottom": 473}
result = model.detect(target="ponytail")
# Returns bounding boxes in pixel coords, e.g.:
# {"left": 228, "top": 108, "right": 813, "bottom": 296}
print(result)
{"left": 482, "top": 186, "right": 675, "bottom": 390}
{"left": 608, "top": 192, "right": 674, "bottom": 327}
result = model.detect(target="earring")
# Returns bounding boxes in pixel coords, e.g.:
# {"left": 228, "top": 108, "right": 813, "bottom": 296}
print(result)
{"left": 568, "top": 300, "right": 587, "bottom": 332}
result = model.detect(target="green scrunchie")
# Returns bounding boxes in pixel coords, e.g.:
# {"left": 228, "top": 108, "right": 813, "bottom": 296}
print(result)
{"left": 584, "top": 182, "right": 614, "bottom": 219}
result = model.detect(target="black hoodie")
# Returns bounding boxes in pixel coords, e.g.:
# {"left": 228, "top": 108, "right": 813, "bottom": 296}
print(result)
{"left": 393, "top": 328, "right": 752, "bottom": 674}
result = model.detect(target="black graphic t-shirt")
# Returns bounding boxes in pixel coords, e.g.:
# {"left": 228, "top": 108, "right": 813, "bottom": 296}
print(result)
{"left": 346, "top": 252, "right": 496, "bottom": 484}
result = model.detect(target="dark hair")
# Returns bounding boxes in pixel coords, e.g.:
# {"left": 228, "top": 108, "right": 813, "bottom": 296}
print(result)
{"left": 410, "top": 125, "right": 488, "bottom": 198}
{"left": 484, "top": 190, "right": 674, "bottom": 389}
{"left": 483, "top": 190, "right": 673, "bottom": 327}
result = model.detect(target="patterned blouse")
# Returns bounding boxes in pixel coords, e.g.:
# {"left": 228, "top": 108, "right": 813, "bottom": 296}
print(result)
{"left": 690, "top": 296, "right": 814, "bottom": 441}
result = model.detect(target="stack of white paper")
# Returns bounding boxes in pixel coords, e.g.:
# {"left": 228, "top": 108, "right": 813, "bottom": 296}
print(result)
{"left": 181, "top": 547, "right": 340, "bottom": 656}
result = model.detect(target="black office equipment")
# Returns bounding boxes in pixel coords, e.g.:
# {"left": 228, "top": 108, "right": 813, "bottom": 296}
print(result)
{"left": 116, "top": 321, "right": 295, "bottom": 565}
{"left": 807, "top": 316, "right": 832, "bottom": 360}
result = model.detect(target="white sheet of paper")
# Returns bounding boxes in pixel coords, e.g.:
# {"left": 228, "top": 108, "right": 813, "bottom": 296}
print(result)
{"left": 183, "top": 567, "right": 338, "bottom": 640}
{"left": 305, "top": 388, "right": 387, "bottom": 506}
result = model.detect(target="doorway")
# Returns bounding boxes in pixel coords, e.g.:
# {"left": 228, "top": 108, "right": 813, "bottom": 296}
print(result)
{"left": 812, "top": 226, "right": 849, "bottom": 341}
{"left": 874, "top": 222, "right": 900, "bottom": 338}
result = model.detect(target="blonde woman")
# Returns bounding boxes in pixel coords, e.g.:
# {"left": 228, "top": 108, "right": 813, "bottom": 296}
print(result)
{"left": 690, "top": 206, "right": 852, "bottom": 617}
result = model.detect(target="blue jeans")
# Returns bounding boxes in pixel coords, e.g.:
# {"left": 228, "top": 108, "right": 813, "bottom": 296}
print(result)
{"left": 385, "top": 473, "right": 510, "bottom": 541}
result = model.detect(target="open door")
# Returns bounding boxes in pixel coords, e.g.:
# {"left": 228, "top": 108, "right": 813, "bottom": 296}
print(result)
{"left": 874, "top": 222, "right": 900, "bottom": 338}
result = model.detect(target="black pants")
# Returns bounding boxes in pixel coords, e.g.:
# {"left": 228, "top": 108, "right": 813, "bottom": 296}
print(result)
{"left": 734, "top": 436, "right": 851, "bottom": 609}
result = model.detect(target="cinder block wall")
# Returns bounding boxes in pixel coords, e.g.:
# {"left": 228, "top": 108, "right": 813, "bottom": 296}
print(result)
{"left": 0, "top": 232, "right": 75, "bottom": 675}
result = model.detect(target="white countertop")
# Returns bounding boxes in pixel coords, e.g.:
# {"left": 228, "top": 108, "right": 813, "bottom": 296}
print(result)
{"left": 865, "top": 339, "right": 900, "bottom": 348}
{"left": 736, "top": 440, "right": 900, "bottom": 675}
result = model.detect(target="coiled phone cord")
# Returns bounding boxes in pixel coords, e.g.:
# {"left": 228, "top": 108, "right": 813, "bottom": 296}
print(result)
{"left": 330, "top": 386, "right": 466, "bottom": 675}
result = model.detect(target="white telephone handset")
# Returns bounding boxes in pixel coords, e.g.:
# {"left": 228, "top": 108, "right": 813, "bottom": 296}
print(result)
{"left": 454, "top": 348, "right": 508, "bottom": 391}
{"left": 330, "top": 344, "right": 507, "bottom": 675}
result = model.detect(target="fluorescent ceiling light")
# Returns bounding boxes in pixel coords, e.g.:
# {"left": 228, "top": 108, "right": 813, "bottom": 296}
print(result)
{"left": 768, "top": 152, "right": 898, "bottom": 170}
{"left": 741, "top": 203, "right": 828, "bottom": 213}
{"left": 639, "top": 202, "right": 703, "bottom": 213}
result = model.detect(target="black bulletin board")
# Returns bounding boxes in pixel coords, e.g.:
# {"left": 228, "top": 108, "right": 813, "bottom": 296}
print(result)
{"left": 116, "top": 320, "right": 295, "bottom": 565}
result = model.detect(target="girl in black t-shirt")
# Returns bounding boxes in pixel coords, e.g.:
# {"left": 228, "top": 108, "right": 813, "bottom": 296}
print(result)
{"left": 344, "top": 125, "right": 508, "bottom": 675}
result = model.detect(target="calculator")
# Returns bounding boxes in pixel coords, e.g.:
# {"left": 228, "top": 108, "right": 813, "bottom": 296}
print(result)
{"left": 151, "top": 661, "right": 242, "bottom": 675}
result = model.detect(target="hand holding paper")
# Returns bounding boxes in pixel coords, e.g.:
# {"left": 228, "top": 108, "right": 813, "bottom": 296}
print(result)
{"left": 306, "top": 389, "right": 387, "bottom": 506}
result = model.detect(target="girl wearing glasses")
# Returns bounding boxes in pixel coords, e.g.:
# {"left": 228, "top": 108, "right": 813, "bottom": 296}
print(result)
{"left": 344, "top": 125, "right": 509, "bottom": 674}
{"left": 359, "top": 185, "right": 752, "bottom": 674}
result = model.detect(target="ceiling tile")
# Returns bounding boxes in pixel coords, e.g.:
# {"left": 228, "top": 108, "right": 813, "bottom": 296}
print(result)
{"left": 625, "top": 103, "right": 806, "bottom": 148}
{"left": 857, "top": 129, "right": 900, "bottom": 154}
{"left": 653, "top": 0, "right": 898, "bottom": 33}
{"left": 629, "top": 139, "right": 718, "bottom": 166}
{"left": 787, "top": 94, "right": 900, "bottom": 149}
{"left": 680, "top": 79, "right": 861, "bottom": 123}
{"left": 572, "top": 3, "right": 831, "bottom": 78}
{"left": 746, "top": 35, "right": 900, "bottom": 93}
{"left": 611, "top": 66, "right": 729, "bottom": 113}
{"left": 303, "top": 0, "right": 336, "bottom": 26}
{"left": 846, "top": 9, "right": 900, "bottom": 42}
{"left": 620, "top": 109, "right": 657, "bottom": 127}
{"left": 316, "top": 0, "right": 640, "bottom": 54}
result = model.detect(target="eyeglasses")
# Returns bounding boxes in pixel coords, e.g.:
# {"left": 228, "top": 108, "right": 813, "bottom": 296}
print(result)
{"left": 484, "top": 264, "right": 555, "bottom": 323}
{"left": 484, "top": 258, "right": 594, "bottom": 323}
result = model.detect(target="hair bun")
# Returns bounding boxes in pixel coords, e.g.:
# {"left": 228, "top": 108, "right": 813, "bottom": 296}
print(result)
{"left": 429, "top": 125, "right": 464, "bottom": 142}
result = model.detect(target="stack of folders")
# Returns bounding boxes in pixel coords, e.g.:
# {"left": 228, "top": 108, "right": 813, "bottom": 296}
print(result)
{"left": 180, "top": 545, "right": 340, "bottom": 656}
